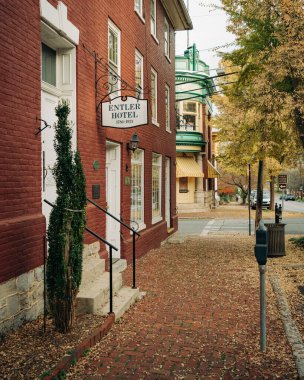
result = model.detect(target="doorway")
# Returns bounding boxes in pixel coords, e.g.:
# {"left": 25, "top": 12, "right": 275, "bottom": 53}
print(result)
{"left": 106, "top": 141, "right": 121, "bottom": 258}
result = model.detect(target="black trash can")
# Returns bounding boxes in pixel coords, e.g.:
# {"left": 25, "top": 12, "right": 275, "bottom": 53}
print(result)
{"left": 265, "top": 223, "right": 286, "bottom": 257}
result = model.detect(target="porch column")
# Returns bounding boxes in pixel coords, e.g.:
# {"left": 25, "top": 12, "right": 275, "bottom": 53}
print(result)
{"left": 195, "top": 153, "right": 205, "bottom": 205}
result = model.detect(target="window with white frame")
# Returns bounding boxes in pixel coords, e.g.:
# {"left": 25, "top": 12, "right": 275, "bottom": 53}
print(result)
{"left": 164, "top": 18, "right": 170, "bottom": 58}
{"left": 108, "top": 20, "right": 120, "bottom": 96}
{"left": 135, "top": 50, "right": 144, "bottom": 98}
{"left": 131, "top": 149, "right": 145, "bottom": 229}
{"left": 152, "top": 153, "right": 162, "bottom": 222}
{"left": 150, "top": 0, "right": 156, "bottom": 38}
{"left": 151, "top": 67, "right": 158, "bottom": 124}
{"left": 42, "top": 43, "right": 56, "bottom": 86}
{"left": 165, "top": 84, "right": 170, "bottom": 131}
{"left": 135, "top": 0, "right": 144, "bottom": 18}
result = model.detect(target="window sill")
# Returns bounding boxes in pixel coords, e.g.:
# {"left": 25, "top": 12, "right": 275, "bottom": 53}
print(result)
{"left": 166, "top": 128, "right": 171, "bottom": 133}
{"left": 152, "top": 120, "right": 159, "bottom": 127}
{"left": 151, "top": 33, "right": 159, "bottom": 45}
{"left": 135, "top": 10, "right": 145, "bottom": 24}
{"left": 130, "top": 222, "right": 146, "bottom": 233}
{"left": 41, "top": 81, "right": 62, "bottom": 97}
{"left": 165, "top": 55, "right": 171, "bottom": 64}
{"left": 152, "top": 215, "right": 162, "bottom": 225}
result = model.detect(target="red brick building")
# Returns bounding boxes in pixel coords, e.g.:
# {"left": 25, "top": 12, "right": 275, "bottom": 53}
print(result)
{"left": 0, "top": 0, "right": 192, "bottom": 330}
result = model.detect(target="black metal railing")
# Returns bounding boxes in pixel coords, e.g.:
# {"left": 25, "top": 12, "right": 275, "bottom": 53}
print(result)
{"left": 86, "top": 198, "right": 140, "bottom": 289}
{"left": 44, "top": 199, "right": 118, "bottom": 315}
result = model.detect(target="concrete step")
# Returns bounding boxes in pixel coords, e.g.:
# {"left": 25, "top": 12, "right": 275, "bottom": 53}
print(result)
{"left": 81, "top": 257, "right": 105, "bottom": 285}
{"left": 98, "top": 286, "right": 141, "bottom": 320}
{"left": 76, "top": 271, "right": 123, "bottom": 315}
{"left": 112, "top": 259, "right": 127, "bottom": 273}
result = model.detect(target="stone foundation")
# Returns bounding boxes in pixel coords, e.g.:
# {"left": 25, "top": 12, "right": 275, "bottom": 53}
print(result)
{"left": 0, "top": 242, "right": 101, "bottom": 334}
{"left": 0, "top": 266, "right": 44, "bottom": 333}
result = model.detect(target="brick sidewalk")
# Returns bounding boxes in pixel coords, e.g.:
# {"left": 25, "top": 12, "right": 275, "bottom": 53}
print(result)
{"left": 67, "top": 236, "right": 298, "bottom": 379}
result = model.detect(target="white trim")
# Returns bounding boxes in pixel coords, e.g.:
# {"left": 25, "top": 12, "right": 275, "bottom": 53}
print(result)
{"left": 106, "top": 141, "right": 121, "bottom": 258}
{"left": 135, "top": 9, "right": 146, "bottom": 24}
{"left": 41, "top": 81, "right": 62, "bottom": 97}
{"left": 151, "top": 33, "right": 160, "bottom": 45}
{"left": 152, "top": 153, "right": 162, "bottom": 224}
{"left": 150, "top": 0, "right": 157, "bottom": 40}
{"left": 131, "top": 149, "right": 145, "bottom": 228}
{"left": 108, "top": 19, "right": 121, "bottom": 98}
{"left": 152, "top": 215, "right": 162, "bottom": 225}
{"left": 165, "top": 84, "right": 170, "bottom": 132}
{"left": 135, "top": 49, "right": 144, "bottom": 99}
{"left": 40, "top": 0, "right": 79, "bottom": 46}
{"left": 164, "top": 17, "right": 170, "bottom": 58}
{"left": 151, "top": 67, "right": 158, "bottom": 125}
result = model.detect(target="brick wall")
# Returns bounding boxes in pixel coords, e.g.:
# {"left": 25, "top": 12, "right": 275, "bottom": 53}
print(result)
{"left": 0, "top": 0, "right": 178, "bottom": 286}
{"left": 0, "top": 1, "right": 44, "bottom": 283}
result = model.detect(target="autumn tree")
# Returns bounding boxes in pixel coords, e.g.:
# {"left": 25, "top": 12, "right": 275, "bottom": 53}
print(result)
{"left": 218, "top": 0, "right": 304, "bottom": 149}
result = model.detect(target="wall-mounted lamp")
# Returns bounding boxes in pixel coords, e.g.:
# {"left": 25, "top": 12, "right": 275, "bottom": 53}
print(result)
{"left": 127, "top": 133, "right": 139, "bottom": 153}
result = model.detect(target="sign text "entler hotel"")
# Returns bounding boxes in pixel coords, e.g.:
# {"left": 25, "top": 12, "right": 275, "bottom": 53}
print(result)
{"left": 102, "top": 96, "right": 148, "bottom": 129}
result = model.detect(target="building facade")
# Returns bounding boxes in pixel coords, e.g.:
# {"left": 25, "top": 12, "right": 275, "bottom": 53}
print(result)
{"left": 175, "top": 44, "right": 220, "bottom": 212}
{"left": 0, "top": 0, "right": 192, "bottom": 331}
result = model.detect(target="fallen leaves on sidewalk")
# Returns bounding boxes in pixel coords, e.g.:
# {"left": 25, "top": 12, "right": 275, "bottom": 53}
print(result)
{"left": 0, "top": 314, "right": 106, "bottom": 379}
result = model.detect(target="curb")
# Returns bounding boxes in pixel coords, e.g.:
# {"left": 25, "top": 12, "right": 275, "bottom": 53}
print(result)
{"left": 270, "top": 275, "right": 304, "bottom": 380}
{"left": 43, "top": 313, "right": 115, "bottom": 380}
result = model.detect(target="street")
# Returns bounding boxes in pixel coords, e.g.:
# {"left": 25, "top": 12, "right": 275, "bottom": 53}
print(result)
{"left": 277, "top": 199, "right": 304, "bottom": 213}
{"left": 179, "top": 217, "right": 304, "bottom": 235}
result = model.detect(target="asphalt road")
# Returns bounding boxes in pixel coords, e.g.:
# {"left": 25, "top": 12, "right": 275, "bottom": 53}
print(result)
{"left": 277, "top": 199, "right": 304, "bottom": 213}
{"left": 178, "top": 217, "right": 304, "bottom": 236}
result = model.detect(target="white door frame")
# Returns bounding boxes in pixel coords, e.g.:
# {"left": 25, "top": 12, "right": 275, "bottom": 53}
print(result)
{"left": 106, "top": 141, "right": 121, "bottom": 258}
{"left": 165, "top": 157, "right": 171, "bottom": 229}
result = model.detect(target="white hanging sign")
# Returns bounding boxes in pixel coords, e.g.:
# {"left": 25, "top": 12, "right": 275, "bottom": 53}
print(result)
{"left": 102, "top": 96, "right": 148, "bottom": 128}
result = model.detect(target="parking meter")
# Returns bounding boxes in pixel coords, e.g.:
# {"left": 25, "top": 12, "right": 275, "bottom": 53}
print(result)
{"left": 254, "top": 220, "right": 268, "bottom": 352}
{"left": 255, "top": 221, "right": 268, "bottom": 265}
{"left": 275, "top": 203, "right": 282, "bottom": 224}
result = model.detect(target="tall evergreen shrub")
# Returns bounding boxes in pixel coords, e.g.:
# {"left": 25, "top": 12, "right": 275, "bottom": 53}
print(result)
{"left": 46, "top": 100, "right": 86, "bottom": 333}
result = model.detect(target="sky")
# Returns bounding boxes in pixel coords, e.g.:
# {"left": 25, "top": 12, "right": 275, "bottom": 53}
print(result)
{"left": 175, "top": 0, "right": 236, "bottom": 72}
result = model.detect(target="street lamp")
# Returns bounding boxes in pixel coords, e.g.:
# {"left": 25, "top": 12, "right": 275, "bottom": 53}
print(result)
{"left": 127, "top": 133, "right": 139, "bottom": 153}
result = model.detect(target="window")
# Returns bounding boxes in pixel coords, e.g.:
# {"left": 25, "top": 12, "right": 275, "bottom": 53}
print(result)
{"left": 151, "top": 67, "right": 158, "bottom": 124}
{"left": 165, "top": 84, "right": 170, "bottom": 131}
{"left": 135, "top": 0, "right": 144, "bottom": 18}
{"left": 152, "top": 153, "right": 162, "bottom": 222}
{"left": 42, "top": 43, "right": 56, "bottom": 86}
{"left": 108, "top": 20, "right": 120, "bottom": 96}
{"left": 135, "top": 50, "right": 144, "bottom": 98}
{"left": 150, "top": 0, "right": 156, "bottom": 37}
{"left": 164, "top": 18, "right": 170, "bottom": 57}
{"left": 183, "top": 114, "right": 196, "bottom": 130}
{"left": 131, "top": 149, "right": 145, "bottom": 229}
{"left": 183, "top": 102, "right": 196, "bottom": 113}
{"left": 179, "top": 177, "right": 189, "bottom": 193}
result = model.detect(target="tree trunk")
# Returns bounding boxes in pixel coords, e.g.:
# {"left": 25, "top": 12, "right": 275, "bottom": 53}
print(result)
{"left": 255, "top": 160, "right": 264, "bottom": 229}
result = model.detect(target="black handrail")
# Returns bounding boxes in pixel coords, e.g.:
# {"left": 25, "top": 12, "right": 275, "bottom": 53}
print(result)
{"left": 87, "top": 197, "right": 140, "bottom": 288}
{"left": 87, "top": 198, "right": 140, "bottom": 236}
{"left": 44, "top": 199, "right": 117, "bottom": 314}
{"left": 85, "top": 227, "right": 117, "bottom": 315}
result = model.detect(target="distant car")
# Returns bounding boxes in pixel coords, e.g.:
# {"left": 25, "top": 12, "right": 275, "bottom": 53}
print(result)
{"left": 285, "top": 194, "right": 296, "bottom": 201}
{"left": 251, "top": 190, "right": 271, "bottom": 210}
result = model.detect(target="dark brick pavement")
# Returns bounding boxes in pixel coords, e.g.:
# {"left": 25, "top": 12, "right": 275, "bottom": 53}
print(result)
{"left": 67, "top": 236, "right": 298, "bottom": 379}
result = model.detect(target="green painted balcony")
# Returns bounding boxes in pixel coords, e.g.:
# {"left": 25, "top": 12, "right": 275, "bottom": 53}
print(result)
{"left": 176, "top": 130, "right": 206, "bottom": 152}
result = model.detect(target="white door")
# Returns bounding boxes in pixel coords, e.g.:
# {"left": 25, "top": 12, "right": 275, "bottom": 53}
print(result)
{"left": 106, "top": 142, "right": 121, "bottom": 258}
{"left": 41, "top": 90, "right": 59, "bottom": 227}
{"left": 165, "top": 157, "right": 171, "bottom": 228}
